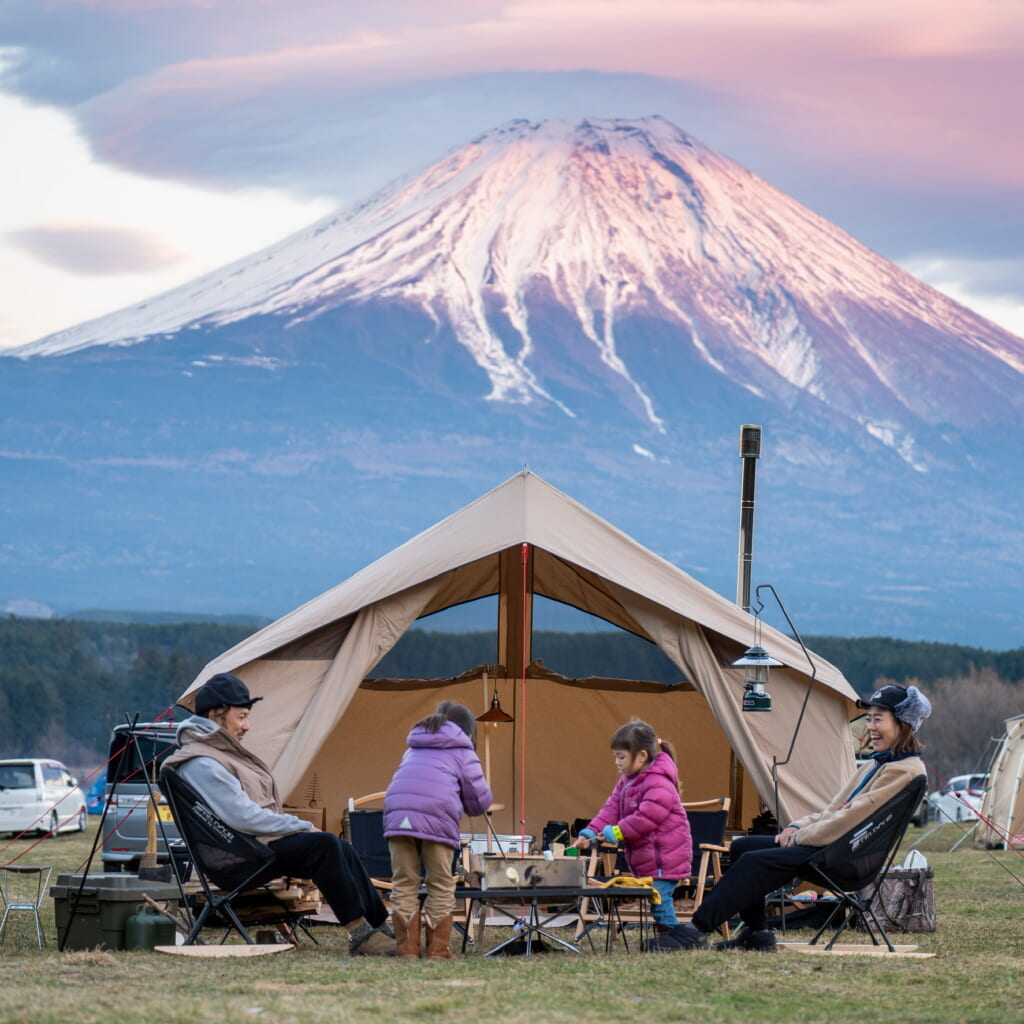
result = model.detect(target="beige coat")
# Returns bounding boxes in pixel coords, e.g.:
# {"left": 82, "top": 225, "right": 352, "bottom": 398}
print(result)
{"left": 791, "top": 755, "right": 925, "bottom": 848}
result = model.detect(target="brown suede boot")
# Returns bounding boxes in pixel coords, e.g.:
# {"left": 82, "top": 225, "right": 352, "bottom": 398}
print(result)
{"left": 424, "top": 915, "right": 455, "bottom": 960}
{"left": 393, "top": 911, "right": 422, "bottom": 959}
{"left": 347, "top": 919, "right": 397, "bottom": 957}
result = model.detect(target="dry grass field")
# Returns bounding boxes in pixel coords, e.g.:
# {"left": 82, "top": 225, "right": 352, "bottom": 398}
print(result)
{"left": 1, "top": 819, "right": 1022, "bottom": 1024}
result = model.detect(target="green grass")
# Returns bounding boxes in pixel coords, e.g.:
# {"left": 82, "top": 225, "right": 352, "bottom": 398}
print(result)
{"left": 2, "top": 821, "right": 1023, "bottom": 1023}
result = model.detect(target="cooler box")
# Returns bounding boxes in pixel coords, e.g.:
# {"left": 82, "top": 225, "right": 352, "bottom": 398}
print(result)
{"left": 50, "top": 872, "right": 179, "bottom": 950}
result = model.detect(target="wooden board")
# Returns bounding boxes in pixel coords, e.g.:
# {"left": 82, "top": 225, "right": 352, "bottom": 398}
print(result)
{"left": 154, "top": 943, "right": 295, "bottom": 958}
{"left": 779, "top": 941, "right": 935, "bottom": 959}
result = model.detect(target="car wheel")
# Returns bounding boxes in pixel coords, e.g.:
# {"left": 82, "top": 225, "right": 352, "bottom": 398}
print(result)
{"left": 102, "top": 860, "right": 123, "bottom": 873}
{"left": 39, "top": 810, "right": 59, "bottom": 837}
{"left": 76, "top": 807, "right": 88, "bottom": 832}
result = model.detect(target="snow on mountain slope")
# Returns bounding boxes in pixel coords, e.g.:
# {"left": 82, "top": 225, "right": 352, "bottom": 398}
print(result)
{"left": 12, "top": 117, "right": 1024, "bottom": 457}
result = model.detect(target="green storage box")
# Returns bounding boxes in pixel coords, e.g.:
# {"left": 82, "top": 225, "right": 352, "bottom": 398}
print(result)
{"left": 50, "top": 872, "right": 179, "bottom": 950}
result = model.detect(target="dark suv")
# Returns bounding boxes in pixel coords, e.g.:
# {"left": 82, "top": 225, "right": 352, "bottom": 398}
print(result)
{"left": 100, "top": 722, "right": 180, "bottom": 872}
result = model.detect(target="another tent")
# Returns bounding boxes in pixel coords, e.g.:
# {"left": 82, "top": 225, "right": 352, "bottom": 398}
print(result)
{"left": 976, "top": 714, "right": 1024, "bottom": 849}
{"left": 178, "top": 471, "right": 859, "bottom": 837}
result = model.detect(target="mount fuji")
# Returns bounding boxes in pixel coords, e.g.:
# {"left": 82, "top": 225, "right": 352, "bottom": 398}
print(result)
{"left": 3, "top": 117, "right": 1023, "bottom": 646}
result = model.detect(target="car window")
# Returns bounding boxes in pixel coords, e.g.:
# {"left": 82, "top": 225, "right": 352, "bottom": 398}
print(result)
{"left": 0, "top": 764, "right": 35, "bottom": 789}
{"left": 42, "top": 764, "right": 66, "bottom": 786}
{"left": 106, "top": 730, "right": 178, "bottom": 787}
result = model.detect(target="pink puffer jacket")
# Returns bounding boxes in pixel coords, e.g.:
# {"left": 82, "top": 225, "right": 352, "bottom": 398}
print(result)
{"left": 586, "top": 752, "right": 693, "bottom": 881}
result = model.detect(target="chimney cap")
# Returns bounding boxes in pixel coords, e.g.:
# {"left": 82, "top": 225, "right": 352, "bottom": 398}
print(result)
{"left": 739, "top": 424, "right": 762, "bottom": 459}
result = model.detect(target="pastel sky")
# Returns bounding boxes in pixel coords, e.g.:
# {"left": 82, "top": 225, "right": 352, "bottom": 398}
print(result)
{"left": 1, "top": 0, "right": 1022, "bottom": 349}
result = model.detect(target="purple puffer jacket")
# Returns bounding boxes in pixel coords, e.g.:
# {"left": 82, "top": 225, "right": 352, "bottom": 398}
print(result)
{"left": 383, "top": 721, "right": 492, "bottom": 850}
{"left": 586, "top": 752, "right": 693, "bottom": 880}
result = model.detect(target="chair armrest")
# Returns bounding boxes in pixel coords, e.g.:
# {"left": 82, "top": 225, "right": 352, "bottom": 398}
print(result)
{"left": 349, "top": 792, "right": 387, "bottom": 809}
{"left": 682, "top": 797, "right": 731, "bottom": 813}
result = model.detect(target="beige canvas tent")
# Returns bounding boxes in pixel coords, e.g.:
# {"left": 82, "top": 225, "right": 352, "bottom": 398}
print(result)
{"left": 976, "top": 714, "right": 1024, "bottom": 849}
{"left": 178, "top": 471, "right": 859, "bottom": 839}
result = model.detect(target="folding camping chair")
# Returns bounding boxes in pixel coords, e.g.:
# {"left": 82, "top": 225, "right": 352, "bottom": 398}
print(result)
{"left": 158, "top": 765, "right": 320, "bottom": 945}
{"left": 0, "top": 865, "right": 52, "bottom": 948}
{"left": 794, "top": 775, "right": 927, "bottom": 952}
{"left": 676, "top": 796, "right": 731, "bottom": 929}
{"left": 342, "top": 792, "right": 393, "bottom": 894}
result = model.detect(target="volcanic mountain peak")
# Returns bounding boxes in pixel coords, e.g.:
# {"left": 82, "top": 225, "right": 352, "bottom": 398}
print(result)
{"left": 12, "top": 117, "right": 1024, "bottom": 450}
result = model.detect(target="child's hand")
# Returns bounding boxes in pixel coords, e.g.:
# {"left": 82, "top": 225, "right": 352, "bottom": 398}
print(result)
{"left": 576, "top": 827, "right": 597, "bottom": 850}
{"left": 602, "top": 824, "right": 624, "bottom": 844}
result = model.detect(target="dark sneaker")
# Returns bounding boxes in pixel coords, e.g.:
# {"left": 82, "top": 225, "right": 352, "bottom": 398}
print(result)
{"left": 668, "top": 922, "right": 708, "bottom": 949}
{"left": 646, "top": 931, "right": 683, "bottom": 952}
{"left": 714, "top": 927, "right": 777, "bottom": 952}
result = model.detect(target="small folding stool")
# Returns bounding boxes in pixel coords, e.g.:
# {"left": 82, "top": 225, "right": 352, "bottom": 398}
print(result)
{"left": 0, "top": 865, "right": 53, "bottom": 948}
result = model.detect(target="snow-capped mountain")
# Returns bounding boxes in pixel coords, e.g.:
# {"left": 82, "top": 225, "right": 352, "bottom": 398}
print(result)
{"left": 3, "top": 117, "right": 1023, "bottom": 645}
{"left": 16, "top": 117, "right": 1024, "bottom": 465}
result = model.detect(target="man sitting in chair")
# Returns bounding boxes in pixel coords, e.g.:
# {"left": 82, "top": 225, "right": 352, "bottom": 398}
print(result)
{"left": 658, "top": 684, "right": 931, "bottom": 953}
{"left": 166, "top": 673, "right": 395, "bottom": 956}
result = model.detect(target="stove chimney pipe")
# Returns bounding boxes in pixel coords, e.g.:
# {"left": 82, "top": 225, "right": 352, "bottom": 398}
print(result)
{"left": 736, "top": 424, "right": 762, "bottom": 613}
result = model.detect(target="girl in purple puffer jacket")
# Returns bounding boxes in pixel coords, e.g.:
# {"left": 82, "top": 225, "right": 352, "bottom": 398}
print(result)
{"left": 384, "top": 701, "right": 492, "bottom": 959}
{"left": 576, "top": 719, "right": 692, "bottom": 940}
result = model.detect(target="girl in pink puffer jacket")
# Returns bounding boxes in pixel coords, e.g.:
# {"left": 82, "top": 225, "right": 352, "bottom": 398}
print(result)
{"left": 577, "top": 719, "right": 692, "bottom": 936}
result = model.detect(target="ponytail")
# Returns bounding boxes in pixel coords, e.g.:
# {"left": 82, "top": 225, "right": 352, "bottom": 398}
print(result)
{"left": 415, "top": 701, "right": 477, "bottom": 743}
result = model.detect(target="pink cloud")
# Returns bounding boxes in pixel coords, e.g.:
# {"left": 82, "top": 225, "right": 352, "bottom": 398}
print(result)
{"left": 9, "top": 224, "right": 184, "bottom": 274}
{"left": 72, "top": 0, "right": 1022, "bottom": 191}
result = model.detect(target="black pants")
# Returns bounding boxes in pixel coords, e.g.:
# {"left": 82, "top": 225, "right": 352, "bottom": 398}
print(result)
{"left": 263, "top": 831, "right": 388, "bottom": 929}
{"left": 692, "top": 834, "right": 816, "bottom": 933}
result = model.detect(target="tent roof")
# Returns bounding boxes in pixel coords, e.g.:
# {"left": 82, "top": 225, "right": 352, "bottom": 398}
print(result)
{"left": 192, "top": 470, "right": 855, "bottom": 702}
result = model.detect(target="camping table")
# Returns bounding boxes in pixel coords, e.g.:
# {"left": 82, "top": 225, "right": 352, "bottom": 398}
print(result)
{"left": 456, "top": 886, "right": 655, "bottom": 956}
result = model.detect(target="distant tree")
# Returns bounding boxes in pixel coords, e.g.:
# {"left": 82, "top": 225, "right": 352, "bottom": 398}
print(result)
{"left": 2, "top": 616, "right": 1021, "bottom": 785}
{"left": 895, "top": 669, "right": 1021, "bottom": 784}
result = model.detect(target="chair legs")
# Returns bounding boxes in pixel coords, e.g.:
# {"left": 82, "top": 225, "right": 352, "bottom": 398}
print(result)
{"left": 0, "top": 866, "right": 51, "bottom": 949}
{"left": 806, "top": 894, "right": 897, "bottom": 953}
{"left": 0, "top": 903, "right": 45, "bottom": 948}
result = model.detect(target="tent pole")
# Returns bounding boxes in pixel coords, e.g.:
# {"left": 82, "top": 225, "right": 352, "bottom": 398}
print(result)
{"left": 497, "top": 545, "right": 533, "bottom": 848}
{"left": 497, "top": 545, "right": 533, "bottom": 678}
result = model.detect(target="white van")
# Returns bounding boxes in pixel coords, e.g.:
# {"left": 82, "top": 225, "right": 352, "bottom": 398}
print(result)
{"left": 0, "top": 758, "right": 88, "bottom": 836}
{"left": 927, "top": 773, "right": 989, "bottom": 823}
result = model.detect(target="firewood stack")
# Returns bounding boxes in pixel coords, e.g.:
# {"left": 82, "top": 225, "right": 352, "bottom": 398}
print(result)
{"left": 188, "top": 876, "right": 323, "bottom": 926}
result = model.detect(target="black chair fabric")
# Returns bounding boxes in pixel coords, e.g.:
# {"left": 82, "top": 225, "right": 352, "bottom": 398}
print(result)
{"left": 346, "top": 809, "right": 392, "bottom": 879}
{"left": 158, "top": 764, "right": 299, "bottom": 944}
{"left": 686, "top": 808, "right": 729, "bottom": 878}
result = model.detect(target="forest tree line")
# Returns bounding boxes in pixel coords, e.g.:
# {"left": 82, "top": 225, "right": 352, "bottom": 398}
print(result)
{"left": 1, "top": 615, "right": 1020, "bottom": 783}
